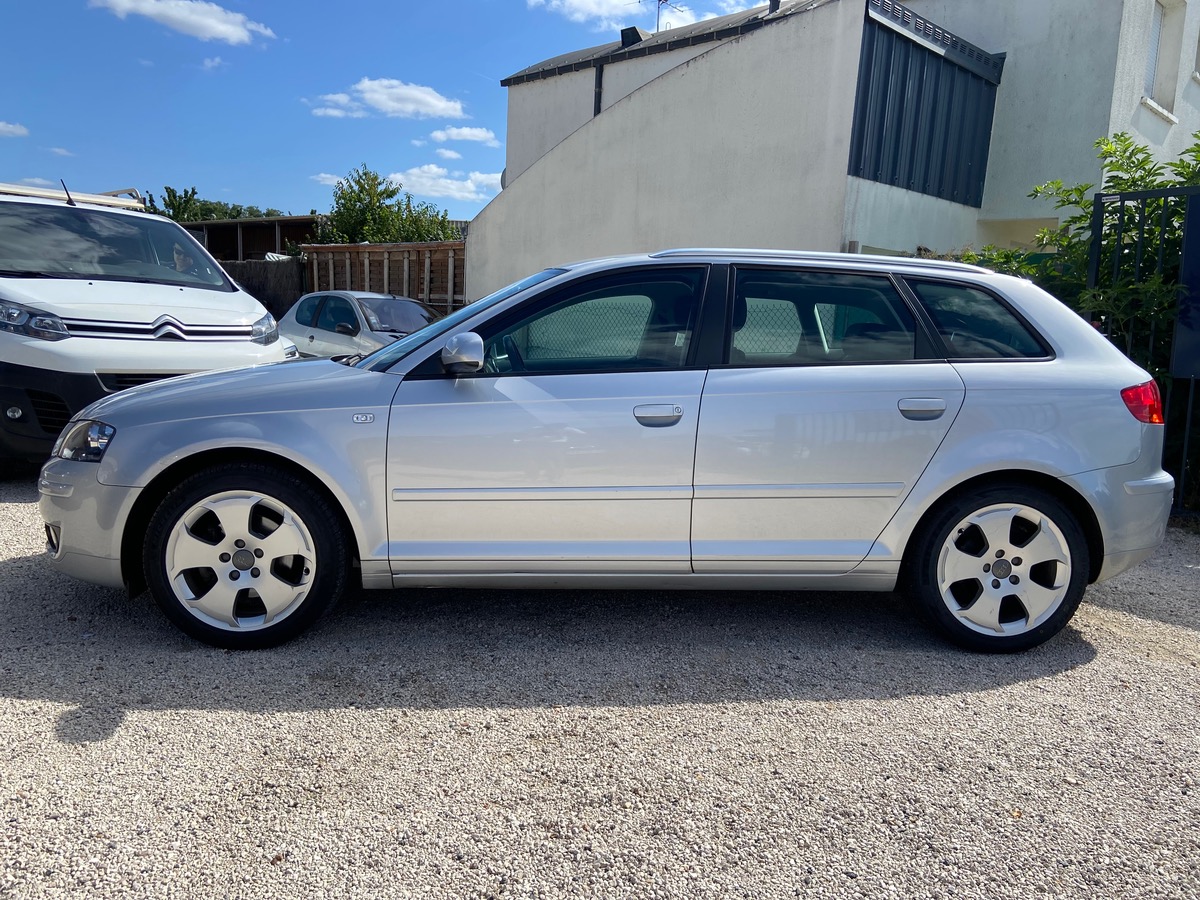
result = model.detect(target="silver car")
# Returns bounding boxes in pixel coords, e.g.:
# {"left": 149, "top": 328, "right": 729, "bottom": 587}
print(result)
{"left": 39, "top": 250, "right": 1174, "bottom": 651}
{"left": 278, "top": 290, "right": 440, "bottom": 358}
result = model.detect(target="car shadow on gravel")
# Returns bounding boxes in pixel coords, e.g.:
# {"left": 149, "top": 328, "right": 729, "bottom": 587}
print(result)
{"left": 0, "top": 550, "right": 1099, "bottom": 745}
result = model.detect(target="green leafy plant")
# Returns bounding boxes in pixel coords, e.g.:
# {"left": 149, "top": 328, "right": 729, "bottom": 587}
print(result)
{"left": 311, "top": 164, "right": 455, "bottom": 244}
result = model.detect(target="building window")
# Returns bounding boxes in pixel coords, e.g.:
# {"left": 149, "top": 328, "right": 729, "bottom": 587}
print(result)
{"left": 1144, "top": 0, "right": 1185, "bottom": 112}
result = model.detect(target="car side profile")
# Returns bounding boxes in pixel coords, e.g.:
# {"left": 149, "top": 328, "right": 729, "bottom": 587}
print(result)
{"left": 38, "top": 250, "right": 1173, "bottom": 652}
{"left": 278, "top": 290, "right": 440, "bottom": 358}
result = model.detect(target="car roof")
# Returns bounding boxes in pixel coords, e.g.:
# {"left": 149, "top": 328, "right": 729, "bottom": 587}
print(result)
{"left": 557, "top": 248, "right": 992, "bottom": 277}
{"left": 316, "top": 291, "right": 418, "bottom": 301}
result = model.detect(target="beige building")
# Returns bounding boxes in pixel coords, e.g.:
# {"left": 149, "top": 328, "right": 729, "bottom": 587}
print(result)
{"left": 466, "top": 0, "right": 1200, "bottom": 297}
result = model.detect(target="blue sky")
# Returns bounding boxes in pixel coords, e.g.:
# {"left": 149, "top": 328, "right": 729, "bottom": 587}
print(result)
{"left": 1, "top": 0, "right": 750, "bottom": 222}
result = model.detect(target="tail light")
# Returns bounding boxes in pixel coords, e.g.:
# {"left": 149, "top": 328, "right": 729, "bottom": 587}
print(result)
{"left": 1121, "top": 380, "right": 1164, "bottom": 424}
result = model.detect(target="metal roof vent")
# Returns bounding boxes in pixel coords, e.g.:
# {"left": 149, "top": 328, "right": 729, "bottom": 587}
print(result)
{"left": 769, "top": 0, "right": 781, "bottom": 12}
{"left": 620, "top": 26, "right": 651, "bottom": 47}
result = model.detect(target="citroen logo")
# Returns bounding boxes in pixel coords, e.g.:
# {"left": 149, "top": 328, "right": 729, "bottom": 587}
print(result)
{"left": 151, "top": 315, "right": 187, "bottom": 341}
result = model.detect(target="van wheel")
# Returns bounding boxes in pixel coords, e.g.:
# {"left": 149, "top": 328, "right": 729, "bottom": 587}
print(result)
{"left": 908, "top": 485, "right": 1089, "bottom": 652}
{"left": 143, "top": 463, "right": 349, "bottom": 649}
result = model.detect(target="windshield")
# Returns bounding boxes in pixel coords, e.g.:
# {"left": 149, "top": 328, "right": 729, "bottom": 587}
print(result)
{"left": 359, "top": 268, "right": 568, "bottom": 371}
{"left": 0, "top": 201, "right": 234, "bottom": 291}
{"left": 359, "top": 296, "right": 439, "bottom": 334}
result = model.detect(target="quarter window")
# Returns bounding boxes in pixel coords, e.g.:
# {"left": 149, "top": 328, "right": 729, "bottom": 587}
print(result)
{"left": 730, "top": 270, "right": 917, "bottom": 364}
{"left": 908, "top": 280, "right": 1045, "bottom": 359}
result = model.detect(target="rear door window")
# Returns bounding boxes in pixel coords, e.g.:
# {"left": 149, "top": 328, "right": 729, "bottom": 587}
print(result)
{"left": 293, "top": 294, "right": 323, "bottom": 327}
{"left": 729, "top": 269, "right": 918, "bottom": 364}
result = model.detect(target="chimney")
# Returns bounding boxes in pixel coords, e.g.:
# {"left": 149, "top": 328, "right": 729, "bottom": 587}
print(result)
{"left": 621, "top": 26, "right": 652, "bottom": 48}
{"left": 769, "top": 0, "right": 781, "bottom": 12}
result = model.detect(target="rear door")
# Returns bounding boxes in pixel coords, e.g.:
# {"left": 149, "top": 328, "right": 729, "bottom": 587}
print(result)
{"left": 386, "top": 267, "right": 711, "bottom": 575}
{"left": 692, "top": 266, "right": 965, "bottom": 574}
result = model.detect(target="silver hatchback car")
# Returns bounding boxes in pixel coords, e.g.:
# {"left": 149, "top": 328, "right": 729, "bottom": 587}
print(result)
{"left": 39, "top": 250, "right": 1174, "bottom": 651}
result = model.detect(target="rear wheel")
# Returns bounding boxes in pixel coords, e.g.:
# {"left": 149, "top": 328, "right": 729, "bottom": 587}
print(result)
{"left": 143, "top": 463, "right": 349, "bottom": 649}
{"left": 909, "top": 485, "right": 1089, "bottom": 652}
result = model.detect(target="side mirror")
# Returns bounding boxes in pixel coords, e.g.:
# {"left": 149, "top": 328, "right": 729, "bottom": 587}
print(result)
{"left": 335, "top": 322, "right": 358, "bottom": 336}
{"left": 441, "top": 332, "right": 485, "bottom": 374}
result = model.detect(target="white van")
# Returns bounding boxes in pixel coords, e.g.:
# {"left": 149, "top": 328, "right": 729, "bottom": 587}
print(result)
{"left": 0, "top": 183, "right": 295, "bottom": 461}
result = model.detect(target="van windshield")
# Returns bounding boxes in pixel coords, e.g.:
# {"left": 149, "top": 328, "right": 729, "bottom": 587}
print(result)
{"left": 0, "top": 201, "right": 234, "bottom": 292}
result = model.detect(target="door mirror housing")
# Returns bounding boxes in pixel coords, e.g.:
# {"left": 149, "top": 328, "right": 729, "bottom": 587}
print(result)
{"left": 442, "top": 332, "right": 485, "bottom": 374}
{"left": 335, "top": 322, "right": 358, "bottom": 336}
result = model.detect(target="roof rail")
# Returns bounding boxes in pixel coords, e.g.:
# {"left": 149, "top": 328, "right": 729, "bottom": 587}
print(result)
{"left": 650, "top": 247, "right": 990, "bottom": 273}
{"left": 0, "top": 182, "right": 147, "bottom": 210}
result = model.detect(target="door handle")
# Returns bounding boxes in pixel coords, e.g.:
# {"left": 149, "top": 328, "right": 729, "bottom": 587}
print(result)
{"left": 634, "top": 404, "right": 683, "bottom": 427}
{"left": 898, "top": 398, "right": 946, "bottom": 421}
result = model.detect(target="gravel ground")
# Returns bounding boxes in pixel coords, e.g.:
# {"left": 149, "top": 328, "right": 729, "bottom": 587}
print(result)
{"left": 1, "top": 466, "right": 1197, "bottom": 899}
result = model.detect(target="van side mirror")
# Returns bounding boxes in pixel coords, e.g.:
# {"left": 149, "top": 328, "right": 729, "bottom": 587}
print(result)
{"left": 441, "top": 332, "right": 485, "bottom": 374}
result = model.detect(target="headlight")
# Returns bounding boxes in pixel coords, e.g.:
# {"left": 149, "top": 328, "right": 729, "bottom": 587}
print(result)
{"left": 55, "top": 420, "right": 116, "bottom": 463}
{"left": 1, "top": 300, "right": 70, "bottom": 341}
{"left": 250, "top": 312, "right": 279, "bottom": 346}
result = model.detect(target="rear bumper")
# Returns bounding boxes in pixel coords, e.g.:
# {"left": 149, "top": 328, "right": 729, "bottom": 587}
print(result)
{"left": 1063, "top": 465, "right": 1174, "bottom": 583}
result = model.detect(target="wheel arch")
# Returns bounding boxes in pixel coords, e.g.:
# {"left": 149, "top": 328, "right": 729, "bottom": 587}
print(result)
{"left": 120, "top": 447, "right": 361, "bottom": 595}
{"left": 899, "top": 470, "right": 1104, "bottom": 587}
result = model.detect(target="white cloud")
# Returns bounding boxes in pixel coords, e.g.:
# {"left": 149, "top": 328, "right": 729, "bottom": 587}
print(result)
{"left": 436, "top": 148, "right": 462, "bottom": 160}
{"left": 527, "top": 0, "right": 750, "bottom": 30}
{"left": 390, "top": 165, "right": 501, "bottom": 203}
{"left": 21, "top": 178, "right": 55, "bottom": 186}
{"left": 50, "top": 147, "right": 74, "bottom": 156}
{"left": 353, "top": 78, "right": 464, "bottom": 119}
{"left": 312, "top": 93, "right": 367, "bottom": 118}
{"left": 310, "top": 173, "right": 340, "bottom": 186}
{"left": 411, "top": 139, "right": 427, "bottom": 147}
{"left": 0, "top": 122, "right": 30, "bottom": 138}
{"left": 202, "top": 56, "right": 224, "bottom": 70}
{"left": 89, "top": 0, "right": 275, "bottom": 45}
{"left": 431, "top": 126, "right": 500, "bottom": 148}
{"left": 309, "top": 80, "right": 464, "bottom": 120}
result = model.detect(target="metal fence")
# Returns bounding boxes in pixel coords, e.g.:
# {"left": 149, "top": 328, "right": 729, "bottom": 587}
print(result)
{"left": 1087, "top": 186, "right": 1200, "bottom": 511}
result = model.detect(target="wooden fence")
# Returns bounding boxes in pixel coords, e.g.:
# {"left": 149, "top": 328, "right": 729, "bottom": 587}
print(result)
{"left": 299, "top": 242, "right": 467, "bottom": 315}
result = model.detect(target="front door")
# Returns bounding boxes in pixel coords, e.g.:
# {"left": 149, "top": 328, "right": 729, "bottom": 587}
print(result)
{"left": 386, "top": 267, "right": 709, "bottom": 575}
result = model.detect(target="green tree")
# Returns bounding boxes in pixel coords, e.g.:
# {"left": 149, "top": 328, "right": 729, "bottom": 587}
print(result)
{"left": 956, "top": 131, "right": 1200, "bottom": 374}
{"left": 312, "top": 164, "right": 455, "bottom": 244}
{"left": 146, "top": 186, "right": 285, "bottom": 221}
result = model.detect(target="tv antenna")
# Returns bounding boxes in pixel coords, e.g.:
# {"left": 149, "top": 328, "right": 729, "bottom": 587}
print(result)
{"left": 641, "top": 0, "right": 686, "bottom": 31}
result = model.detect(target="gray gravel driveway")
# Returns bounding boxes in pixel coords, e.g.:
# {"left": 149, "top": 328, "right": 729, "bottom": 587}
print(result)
{"left": 1, "top": 466, "right": 1197, "bottom": 898}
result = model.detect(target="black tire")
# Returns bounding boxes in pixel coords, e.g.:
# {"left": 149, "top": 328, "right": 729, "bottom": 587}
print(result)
{"left": 907, "top": 484, "right": 1089, "bottom": 652}
{"left": 143, "top": 463, "right": 350, "bottom": 649}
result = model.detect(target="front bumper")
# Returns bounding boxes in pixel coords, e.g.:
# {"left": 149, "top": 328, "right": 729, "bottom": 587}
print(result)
{"left": 39, "top": 458, "right": 142, "bottom": 590}
{"left": 0, "top": 360, "right": 112, "bottom": 460}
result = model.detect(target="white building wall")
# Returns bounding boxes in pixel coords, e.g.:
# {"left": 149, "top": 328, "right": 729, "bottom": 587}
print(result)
{"left": 842, "top": 177, "right": 985, "bottom": 255}
{"left": 504, "top": 43, "right": 720, "bottom": 185}
{"left": 468, "top": 2, "right": 865, "bottom": 299}
{"left": 1110, "top": 0, "right": 1200, "bottom": 158}
{"left": 505, "top": 71, "right": 594, "bottom": 184}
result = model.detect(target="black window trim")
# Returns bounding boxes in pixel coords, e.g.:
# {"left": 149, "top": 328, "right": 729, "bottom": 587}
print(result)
{"left": 896, "top": 275, "right": 1057, "bottom": 362}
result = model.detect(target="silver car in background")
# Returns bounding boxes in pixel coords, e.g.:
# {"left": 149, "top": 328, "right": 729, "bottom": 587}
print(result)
{"left": 39, "top": 250, "right": 1174, "bottom": 651}
{"left": 278, "top": 290, "right": 440, "bottom": 358}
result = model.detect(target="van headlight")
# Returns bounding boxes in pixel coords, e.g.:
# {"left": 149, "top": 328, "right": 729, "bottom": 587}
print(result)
{"left": 250, "top": 312, "right": 279, "bottom": 345}
{"left": 54, "top": 420, "right": 116, "bottom": 462}
{"left": 1, "top": 300, "right": 70, "bottom": 341}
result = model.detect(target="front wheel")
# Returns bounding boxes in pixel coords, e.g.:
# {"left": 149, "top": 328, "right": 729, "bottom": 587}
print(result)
{"left": 143, "top": 463, "right": 350, "bottom": 649}
{"left": 908, "top": 485, "right": 1090, "bottom": 652}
